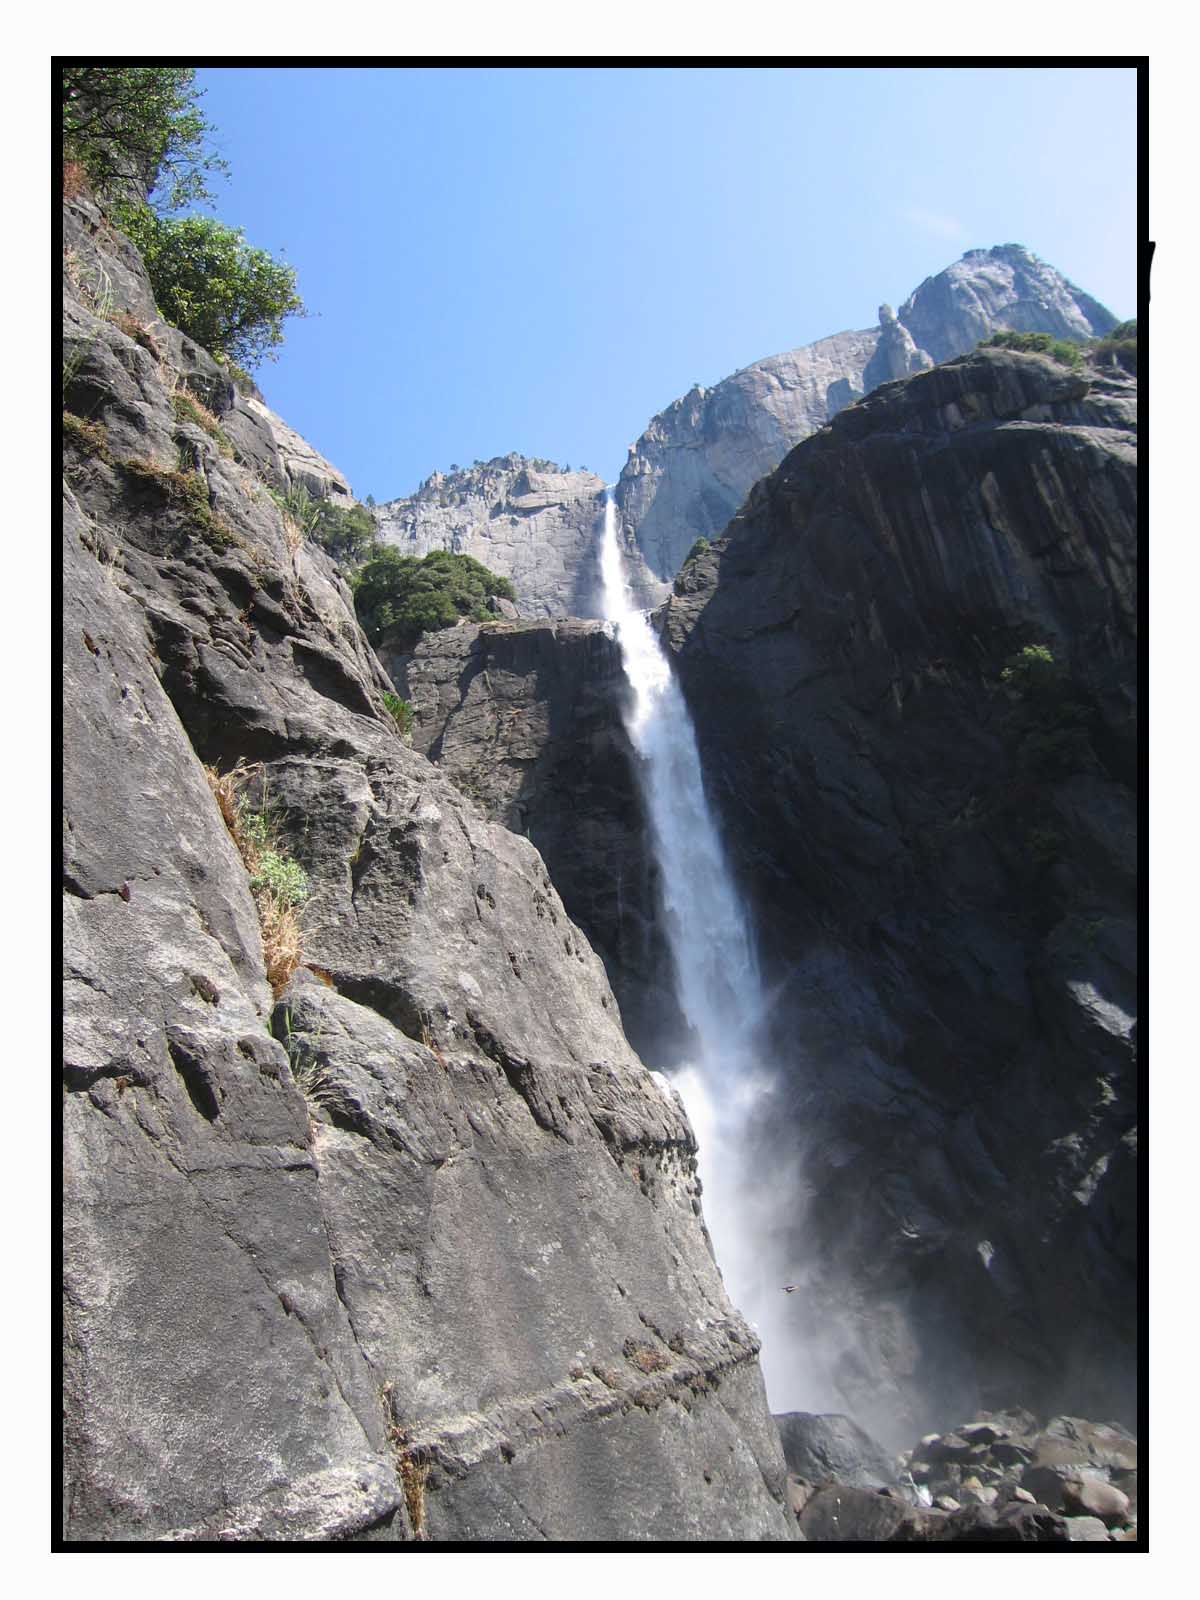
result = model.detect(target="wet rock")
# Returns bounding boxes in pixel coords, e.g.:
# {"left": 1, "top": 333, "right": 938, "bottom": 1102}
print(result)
{"left": 664, "top": 344, "right": 1137, "bottom": 1433}
{"left": 798, "top": 1483, "right": 926, "bottom": 1543}
{"left": 774, "top": 1412, "right": 899, "bottom": 1490}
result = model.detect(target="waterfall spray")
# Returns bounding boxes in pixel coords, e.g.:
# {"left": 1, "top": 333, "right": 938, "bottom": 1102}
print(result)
{"left": 598, "top": 494, "right": 820, "bottom": 1410}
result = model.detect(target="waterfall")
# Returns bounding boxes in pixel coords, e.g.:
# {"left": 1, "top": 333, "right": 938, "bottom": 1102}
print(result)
{"left": 598, "top": 493, "right": 811, "bottom": 1410}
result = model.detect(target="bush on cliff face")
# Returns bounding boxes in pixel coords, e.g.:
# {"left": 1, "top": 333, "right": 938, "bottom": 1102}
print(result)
{"left": 270, "top": 486, "right": 377, "bottom": 562}
{"left": 980, "top": 330, "right": 1083, "bottom": 368}
{"left": 1000, "top": 645, "right": 1097, "bottom": 781}
{"left": 112, "top": 206, "right": 306, "bottom": 369}
{"left": 1091, "top": 320, "right": 1138, "bottom": 374}
{"left": 353, "top": 549, "right": 517, "bottom": 648}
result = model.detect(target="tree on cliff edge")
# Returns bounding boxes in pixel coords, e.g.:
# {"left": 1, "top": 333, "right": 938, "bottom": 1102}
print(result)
{"left": 61, "top": 66, "right": 227, "bottom": 210}
{"left": 62, "top": 66, "right": 306, "bottom": 370}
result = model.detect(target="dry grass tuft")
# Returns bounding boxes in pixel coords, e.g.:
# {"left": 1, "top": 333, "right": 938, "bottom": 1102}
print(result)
{"left": 108, "top": 311, "right": 164, "bottom": 361}
{"left": 381, "top": 1383, "right": 430, "bottom": 1541}
{"left": 206, "top": 762, "right": 308, "bottom": 996}
{"left": 172, "top": 386, "right": 235, "bottom": 458}
{"left": 63, "top": 160, "right": 89, "bottom": 200}
{"left": 279, "top": 511, "right": 304, "bottom": 555}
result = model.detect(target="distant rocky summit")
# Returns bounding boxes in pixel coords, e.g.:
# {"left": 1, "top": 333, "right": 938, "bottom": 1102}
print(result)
{"left": 374, "top": 247, "right": 1118, "bottom": 614}
{"left": 613, "top": 245, "right": 1119, "bottom": 584}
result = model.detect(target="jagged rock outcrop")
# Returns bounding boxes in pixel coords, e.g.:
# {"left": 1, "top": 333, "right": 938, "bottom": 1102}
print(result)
{"left": 663, "top": 344, "right": 1137, "bottom": 1443}
{"left": 61, "top": 199, "right": 798, "bottom": 1542}
{"left": 615, "top": 246, "right": 1118, "bottom": 584}
{"left": 897, "top": 245, "right": 1119, "bottom": 365}
{"left": 371, "top": 458, "right": 625, "bottom": 620}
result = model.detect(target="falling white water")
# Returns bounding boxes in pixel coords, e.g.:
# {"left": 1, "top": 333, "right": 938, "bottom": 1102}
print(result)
{"left": 598, "top": 493, "right": 818, "bottom": 1409}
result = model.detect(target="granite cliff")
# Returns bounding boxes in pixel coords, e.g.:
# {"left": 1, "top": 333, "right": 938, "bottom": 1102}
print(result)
{"left": 662, "top": 344, "right": 1137, "bottom": 1442}
{"left": 61, "top": 191, "right": 797, "bottom": 1542}
{"left": 403, "top": 343, "right": 1138, "bottom": 1446}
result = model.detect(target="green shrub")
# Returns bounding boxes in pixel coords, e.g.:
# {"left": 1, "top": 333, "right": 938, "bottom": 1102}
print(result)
{"left": 1001, "top": 645, "right": 1096, "bottom": 779}
{"left": 1017, "top": 722, "right": 1094, "bottom": 780}
{"left": 61, "top": 66, "right": 227, "bottom": 210}
{"left": 980, "top": 330, "right": 1083, "bottom": 368}
{"left": 111, "top": 204, "right": 306, "bottom": 369}
{"left": 682, "top": 537, "right": 710, "bottom": 566}
{"left": 1000, "top": 643, "right": 1060, "bottom": 695}
{"left": 353, "top": 548, "right": 517, "bottom": 648}
{"left": 268, "top": 486, "right": 377, "bottom": 562}
{"left": 313, "top": 500, "right": 377, "bottom": 562}
{"left": 382, "top": 692, "right": 414, "bottom": 735}
{"left": 1090, "top": 319, "right": 1138, "bottom": 374}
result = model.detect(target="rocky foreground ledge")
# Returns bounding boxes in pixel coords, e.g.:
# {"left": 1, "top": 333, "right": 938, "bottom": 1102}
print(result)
{"left": 777, "top": 1410, "right": 1138, "bottom": 1543}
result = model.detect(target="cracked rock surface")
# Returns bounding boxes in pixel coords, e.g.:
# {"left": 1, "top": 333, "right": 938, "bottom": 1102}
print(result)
{"left": 61, "top": 197, "right": 796, "bottom": 1542}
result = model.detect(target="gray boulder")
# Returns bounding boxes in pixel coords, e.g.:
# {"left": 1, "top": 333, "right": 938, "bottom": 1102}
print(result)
{"left": 774, "top": 1412, "right": 898, "bottom": 1489}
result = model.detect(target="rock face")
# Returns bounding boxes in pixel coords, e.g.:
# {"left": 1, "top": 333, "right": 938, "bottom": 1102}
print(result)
{"left": 371, "top": 457, "right": 657, "bottom": 620}
{"left": 61, "top": 196, "right": 797, "bottom": 1542}
{"left": 663, "top": 344, "right": 1137, "bottom": 1442}
{"left": 64, "top": 194, "right": 352, "bottom": 509}
{"left": 897, "top": 244, "right": 1119, "bottom": 365}
{"left": 615, "top": 245, "right": 1118, "bottom": 584}
{"left": 389, "top": 619, "right": 681, "bottom": 1054}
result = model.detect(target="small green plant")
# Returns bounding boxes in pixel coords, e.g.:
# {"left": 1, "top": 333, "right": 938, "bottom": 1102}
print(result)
{"left": 266, "top": 487, "right": 377, "bottom": 563}
{"left": 682, "top": 537, "right": 710, "bottom": 566}
{"left": 1000, "top": 643, "right": 1060, "bottom": 695}
{"left": 381, "top": 692, "right": 414, "bottom": 736}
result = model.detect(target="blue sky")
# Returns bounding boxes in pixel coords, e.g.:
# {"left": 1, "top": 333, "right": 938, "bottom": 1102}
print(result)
{"left": 191, "top": 64, "right": 1138, "bottom": 502}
